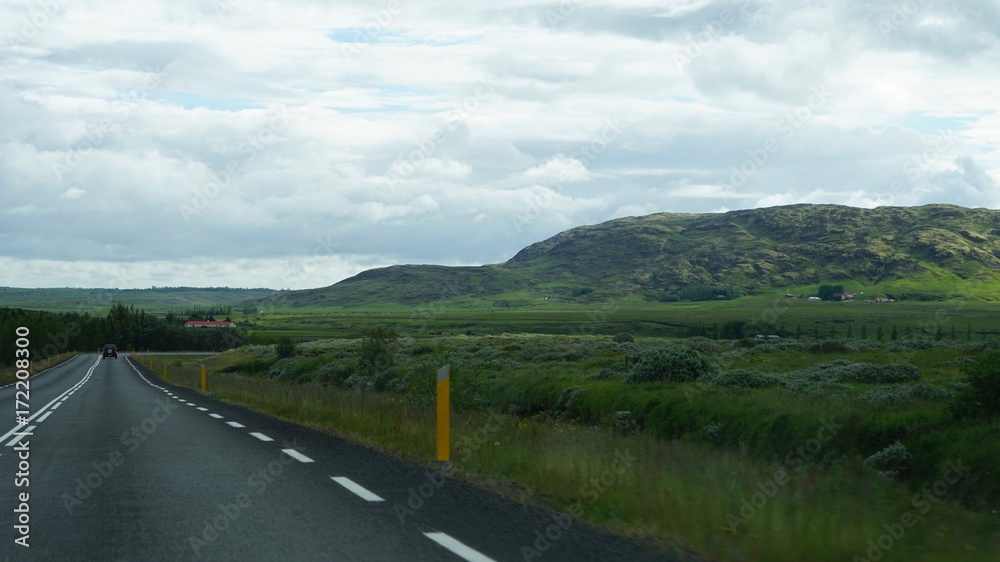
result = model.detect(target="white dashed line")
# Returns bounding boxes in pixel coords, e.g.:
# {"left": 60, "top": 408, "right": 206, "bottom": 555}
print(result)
{"left": 196, "top": 407, "right": 208, "bottom": 411}
{"left": 226, "top": 421, "right": 245, "bottom": 428}
{"left": 5, "top": 426, "right": 36, "bottom": 447}
{"left": 249, "top": 432, "right": 273, "bottom": 442}
{"left": 186, "top": 403, "right": 196, "bottom": 407}
{"left": 209, "top": 414, "right": 224, "bottom": 419}
{"left": 50, "top": 402, "right": 61, "bottom": 410}
{"left": 331, "top": 477, "right": 384, "bottom": 502}
{"left": 423, "top": 533, "right": 497, "bottom": 562}
{"left": 36, "top": 412, "right": 53, "bottom": 423}
{"left": 281, "top": 449, "right": 314, "bottom": 463}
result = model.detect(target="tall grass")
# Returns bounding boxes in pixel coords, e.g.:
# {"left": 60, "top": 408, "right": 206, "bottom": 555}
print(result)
{"left": 146, "top": 354, "right": 999, "bottom": 562}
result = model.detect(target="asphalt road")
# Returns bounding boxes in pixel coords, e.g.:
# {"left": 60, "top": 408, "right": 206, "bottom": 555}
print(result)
{"left": 0, "top": 355, "right": 693, "bottom": 561}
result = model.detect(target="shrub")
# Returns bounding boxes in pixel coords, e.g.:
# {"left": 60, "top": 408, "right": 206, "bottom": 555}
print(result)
{"left": 275, "top": 337, "right": 296, "bottom": 359}
{"left": 952, "top": 351, "right": 1000, "bottom": 419}
{"left": 788, "top": 360, "right": 920, "bottom": 385}
{"left": 613, "top": 411, "right": 638, "bottom": 435}
{"left": 863, "top": 441, "right": 911, "bottom": 479}
{"left": 553, "top": 386, "right": 585, "bottom": 420}
{"left": 858, "top": 383, "right": 955, "bottom": 405}
{"left": 358, "top": 325, "right": 398, "bottom": 375}
{"left": 709, "top": 369, "right": 783, "bottom": 389}
{"left": 612, "top": 332, "right": 635, "bottom": 344}
{"left": 625, "top": 346, "right": 716, "bottom": 383}
{"left": 703, "top": 422, "right": 724, "bottom": 442}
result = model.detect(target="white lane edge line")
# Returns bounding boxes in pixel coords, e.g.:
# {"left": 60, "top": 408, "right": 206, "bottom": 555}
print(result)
{"left": 226, "top": 421, "right": 245, "bottom": 428}
{"left": 209, "top": 414, "right": 224, "bottom": 419}
{"left": 5, "top": 426, "right": 37, "bottom": 447}
{"left": 0, "top": 356, "right": 100, "bottom": 444}
{"left": 423, "top": 532, "right": 498, "bottom": 562}
{"left": 249, "top": 432, "right": 272, "bottom": 442}
{"left": 281, "top": 449, "right": 313, "bottom": 463}
{"left": 331, "top": 477, "right": 384, "bottom": 502}
{"left": 36, "top": 411, "right": 52, "bottom": 423}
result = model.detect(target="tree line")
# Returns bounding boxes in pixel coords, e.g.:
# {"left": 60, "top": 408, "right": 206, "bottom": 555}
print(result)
{"left": 1, "top": 304, "right": 246, "bottom": 366}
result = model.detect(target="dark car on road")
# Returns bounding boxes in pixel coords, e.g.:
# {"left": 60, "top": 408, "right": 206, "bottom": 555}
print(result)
{"left": 102, "top": 344, "right": 117, "bottom": 359}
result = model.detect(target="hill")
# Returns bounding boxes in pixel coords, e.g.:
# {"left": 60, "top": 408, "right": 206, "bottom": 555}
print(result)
{"left": 259, "top": 204, "right": 1000, "bottom": 308}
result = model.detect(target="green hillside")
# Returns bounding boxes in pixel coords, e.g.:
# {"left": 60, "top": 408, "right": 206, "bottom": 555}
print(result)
{"left": 261, "top": 203, "right": 1000, "bottom": 308}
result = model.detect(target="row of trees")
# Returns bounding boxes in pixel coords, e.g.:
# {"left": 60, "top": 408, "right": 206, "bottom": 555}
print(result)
{"left": 1, "top": 305, "right": 245, "bottom": 365}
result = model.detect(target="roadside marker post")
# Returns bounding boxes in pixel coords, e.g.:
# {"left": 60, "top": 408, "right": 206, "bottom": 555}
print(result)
{"left": 163, "top": 364, "right": 168, "bottom": 380}
{"left": 437, "top": 365, "right": 450, "bottom": 462}
{"left": 201, "top": 366, "right": 207, "bottom": 393}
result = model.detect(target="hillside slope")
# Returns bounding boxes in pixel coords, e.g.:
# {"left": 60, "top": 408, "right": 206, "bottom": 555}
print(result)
{"left": 261, "top": 204, "right": 1000, "bottom": 307}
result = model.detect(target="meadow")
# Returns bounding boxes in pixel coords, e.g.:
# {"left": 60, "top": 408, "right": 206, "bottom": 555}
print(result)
{"left": 146, "top": 329, "right": 1000, "bottom": 562}
{"left": 239, "top": 296, "right": 1000, "bottom": 341}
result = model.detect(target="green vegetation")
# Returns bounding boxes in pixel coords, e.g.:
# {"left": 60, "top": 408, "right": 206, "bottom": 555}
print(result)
{"left": 146, "top": 332, "right": 999, "bottom": 562}
{"left": 0, "top": 286, "right": 276, "bottom": 314}
{"left": 0, "top": 304, "right": 248, "bottom": 366}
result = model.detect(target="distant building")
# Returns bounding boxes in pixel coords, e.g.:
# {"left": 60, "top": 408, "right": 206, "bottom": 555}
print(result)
{"left": 755, "top": 335, "right": 781, "bottom": 340}
{"left": 184, "top": 321, "right": 237, "bottom": 328}
{"left": 808, "top": 296, "right": 822, "bottom": 301}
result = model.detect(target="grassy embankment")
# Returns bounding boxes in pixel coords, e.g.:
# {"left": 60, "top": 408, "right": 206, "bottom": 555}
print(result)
{"left": 0, "top": 351, "right": 82, "bottom": 384}
{"left": 140, "top": 334, "right": 1000, "bottom": 562}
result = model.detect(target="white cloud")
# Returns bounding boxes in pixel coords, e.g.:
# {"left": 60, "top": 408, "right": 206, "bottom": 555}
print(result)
{"left": 0, "top": 0, "right": 996, "bottom": 289}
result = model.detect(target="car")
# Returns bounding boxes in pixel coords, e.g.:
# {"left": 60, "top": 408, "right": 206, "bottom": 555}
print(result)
{"left": 102, "top": 344, "right": 118, "bottom": 359}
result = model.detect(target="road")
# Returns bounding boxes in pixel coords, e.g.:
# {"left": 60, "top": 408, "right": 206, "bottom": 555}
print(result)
{"left": 0, "top": 355, "right": 690, "bottom": 561}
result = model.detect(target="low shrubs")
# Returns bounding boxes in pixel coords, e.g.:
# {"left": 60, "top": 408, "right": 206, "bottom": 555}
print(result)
{"left": 708, "top": 369, "right": 783, "bottom": 389}
{"left": 951, "top": 351, "right": 1000, "bottom": 419}
{"left": 863, "top": 441, "right": 912, "bottom": 479}
{"left": 788, "top": 360, "right": 920, "bottom": 384}
{"left": 625, "top": 346, "right": 716, "bottom": 383}
{"left": 858, "top": 383, "right": 956, "bottom": 405}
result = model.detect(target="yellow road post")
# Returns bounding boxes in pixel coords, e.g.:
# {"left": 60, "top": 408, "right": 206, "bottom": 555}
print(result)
{"left": 436, "top": 365, "right": 450, "bottom": 462}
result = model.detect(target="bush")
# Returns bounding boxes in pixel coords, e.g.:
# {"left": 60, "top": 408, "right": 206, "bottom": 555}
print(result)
{"left": 788, "top": 360, "right": 920, "bottom": 384}
{"left": 858, "top": 383, "right": 955, "bottom": 405}
{"left": 612, "top": 332, "right": 635, "bottom": 344}
{"left": 358, "top": 325, "right": 398, "bottom": 375}
{"left": 613, "top": 411, "right": 638, "bottom": 435}
{"left": 710, "top": 369, "right": 783, "bottom": 389}
{"left": 552, "top": 386, "right": 585, "bottom": 420}
{"left": 625, "top": 346, "right": 716, "bottom": 383}
{"left": 952, "top": 351, "right": 1000, "bottom": 419}
{"left": 275, "top": 337, "right": 296, "bottom": 359}
{"left": 863, "top": 441, "right": 912, "bottom": 479}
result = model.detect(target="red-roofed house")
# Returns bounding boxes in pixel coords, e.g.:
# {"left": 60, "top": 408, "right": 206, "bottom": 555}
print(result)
{"left": 184, "top": 320, "right": 237, "bottom": 328}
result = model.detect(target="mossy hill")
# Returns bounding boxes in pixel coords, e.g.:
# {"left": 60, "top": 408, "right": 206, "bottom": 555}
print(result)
{"left": 263, "top": 204, "right": 1000, "bottom": 308}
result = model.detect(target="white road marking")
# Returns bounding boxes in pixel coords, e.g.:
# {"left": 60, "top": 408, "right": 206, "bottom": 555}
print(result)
{"left": 249, "top": 432, "right": 273, "bottom": 442}
{"left": 281, "top": 449, "right": 314, "bottom": 463}
{"left": 5, "top": 426, "right": 37, "bottom": 447}
{"left": 423, "top": 533, "right": 497, "bottom": 562}
{"left": 226, "top": 421, "right": 245, "bottom": 428}
{"left": 36, "top": 412, "right": 52, "bottom": 422}
{"left": 196, "top": 407, "right": 208, "bottom": 411}
{"left": 331, "top": 477, "right": 384, "bottom": 502}
{"left": 186, "top": 403, "right": 196, "bottom": 406}
{"left": 209, "top": 414, "right": 224, "bottom": 419}
{"left": 0, "top": 356, "right": 99, "bottom": 445}
{"left": 50, "top": 402, "right": 61, "bottom": 410}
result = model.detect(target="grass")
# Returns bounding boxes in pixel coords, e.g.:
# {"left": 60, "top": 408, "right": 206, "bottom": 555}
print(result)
{"left": 0, "top": 351, "right": 82, "bottom": 384}
{"left": 133, "top": 338, "right": 1000, "bottom": 562}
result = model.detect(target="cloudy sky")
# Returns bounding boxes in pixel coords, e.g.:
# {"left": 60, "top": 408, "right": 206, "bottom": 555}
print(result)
{"left": 1, "top": 0, "right": 998, "bottom": 289}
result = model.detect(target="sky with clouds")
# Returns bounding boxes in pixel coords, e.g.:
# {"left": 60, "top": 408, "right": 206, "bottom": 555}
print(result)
{"left": 1, "top": 0, "right": 998, "bottom": 289}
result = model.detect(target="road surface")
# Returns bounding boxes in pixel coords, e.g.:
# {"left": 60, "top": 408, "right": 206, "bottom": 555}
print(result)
{"left": 0, "top": 355, "right": 692, "bottom": 561}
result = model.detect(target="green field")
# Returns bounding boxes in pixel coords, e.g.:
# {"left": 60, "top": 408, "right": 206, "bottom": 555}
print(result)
{"left": 240, "top": 297, "right": 1000, "bottom": 342}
